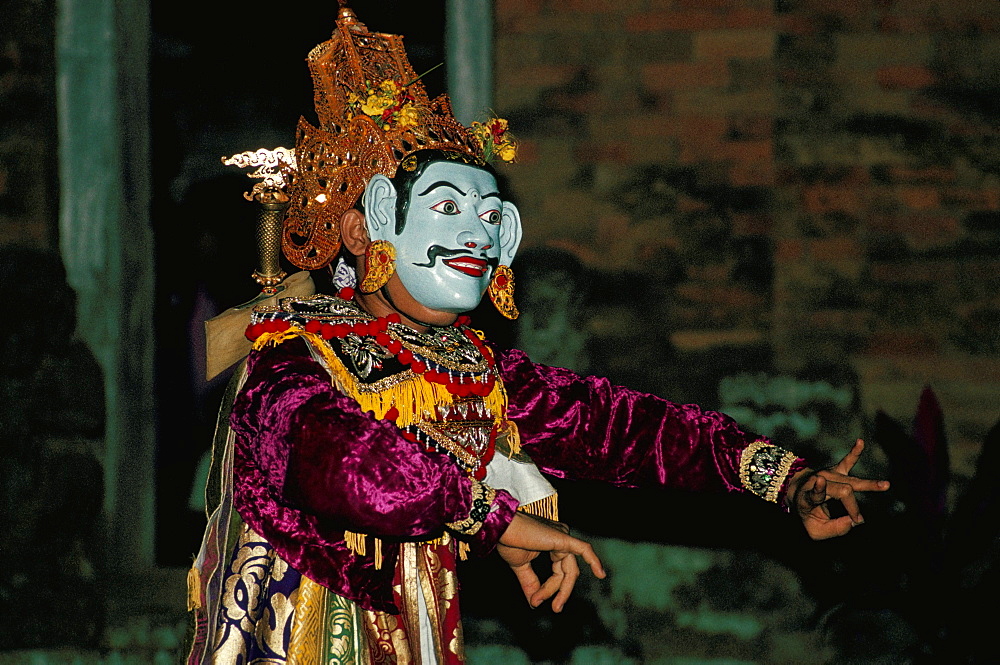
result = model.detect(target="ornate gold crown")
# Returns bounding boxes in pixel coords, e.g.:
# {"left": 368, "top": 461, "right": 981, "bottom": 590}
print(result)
{"left": 282, "top": 3, "right": 497, "bottom": 270}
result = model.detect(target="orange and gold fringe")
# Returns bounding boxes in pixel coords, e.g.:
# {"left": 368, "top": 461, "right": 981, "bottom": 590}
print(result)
{"left": 252, "top": 327, "right": 509, "bottom": 429}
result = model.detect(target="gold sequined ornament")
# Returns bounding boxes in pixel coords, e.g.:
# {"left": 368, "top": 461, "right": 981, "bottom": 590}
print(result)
{"left": 487, "top": 264, "right": 519, "bottom": 319}
{"left": 359, "top": 239, "right": 396, "bottom": 293}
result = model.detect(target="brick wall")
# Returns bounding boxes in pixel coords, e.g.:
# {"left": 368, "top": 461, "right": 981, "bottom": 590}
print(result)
{"left": 497, "top": 0, "right": 777, "bottom": 342}
{"left": 0, "top": 0, "right": 57, "bottom": 249}
{"left": 495, "top": 0, "right": 1000, "bottom": 475}
{"left": 774, "top": 0, "right": 1000, "bottom": 476}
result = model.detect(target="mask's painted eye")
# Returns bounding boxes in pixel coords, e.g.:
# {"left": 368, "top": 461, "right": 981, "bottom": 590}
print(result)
{"left": 479, "top": 209, "right": 501, "bottom": 224}
{"left": 430, "top": 200, "right": 460, "bottom": 215}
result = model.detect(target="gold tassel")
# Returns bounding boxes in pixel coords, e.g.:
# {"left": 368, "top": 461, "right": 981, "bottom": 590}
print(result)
{"left": 344, "top": 531, "right": 385, "bottom": 569}
{"left": 255, "top": 327, "right": 448, "bottom": 424}
{"left": 458, "top": 541, "right": 470, "bottom": 561}
{"left": 344, "top": 531, "right": 367, "bottom": 556}
{"left": 186, "top": 566, "right": 202, "bottom": 611}
{"left": 504, "top": 420, "right": 521, "bottom": 457}
{"left": 518, "top": 493, "right": 559, "bottom": 522}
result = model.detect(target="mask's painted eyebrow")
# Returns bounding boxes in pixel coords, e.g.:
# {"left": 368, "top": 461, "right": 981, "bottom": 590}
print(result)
{"left": 417, "top": 181, "right": 467, "bottom": 197}
{"left": 482, "top": 191, "right": 501, "bottom": 200}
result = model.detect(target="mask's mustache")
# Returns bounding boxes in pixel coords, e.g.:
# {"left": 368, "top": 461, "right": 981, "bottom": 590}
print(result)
{"left": 413, "top": 245, "right": 499, "bottom": 271}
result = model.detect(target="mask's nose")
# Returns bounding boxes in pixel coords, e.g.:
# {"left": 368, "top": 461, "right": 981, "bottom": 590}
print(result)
{"left": 457, "top": 225, "right": 491, "bottom": 250}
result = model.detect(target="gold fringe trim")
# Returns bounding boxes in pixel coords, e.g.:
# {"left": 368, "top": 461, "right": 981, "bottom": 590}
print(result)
{"left": 518, "top": 493, "right": 559, "bottom": 522}
{"left": 458, "top": 541, "right": 470, "bottom": 561}
{"left": 186, "top": 566, "right": 202, "bottom": 611}
{"left": 253, "top": 327, "right": 508, "bottom": 428}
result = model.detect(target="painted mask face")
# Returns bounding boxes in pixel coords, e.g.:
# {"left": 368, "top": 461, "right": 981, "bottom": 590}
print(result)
{"left": 371, "top": 160, "right": 520, "bottom": 313}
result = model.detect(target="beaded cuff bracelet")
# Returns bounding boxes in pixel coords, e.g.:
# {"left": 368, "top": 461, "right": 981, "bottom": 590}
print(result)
{"left": 739, "top": 440, "right": 799, "bottom": 503}
{"left": 447, "top": 481, "right": 497, "bottom": 536}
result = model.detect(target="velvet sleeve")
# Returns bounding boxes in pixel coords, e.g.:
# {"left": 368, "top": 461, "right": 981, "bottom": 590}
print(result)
{"left": 231, "top": 337, "right": 518, "bottom": 547}
{"left": 500, "top": 348, "right": 806, "bottom": 501}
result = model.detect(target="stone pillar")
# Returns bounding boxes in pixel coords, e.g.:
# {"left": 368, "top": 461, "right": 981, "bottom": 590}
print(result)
{"left": 446, "top": 0, "right": 493, "bottom": 125}
{"left": 56, "top": 0, "right": 155, "bottom": 573}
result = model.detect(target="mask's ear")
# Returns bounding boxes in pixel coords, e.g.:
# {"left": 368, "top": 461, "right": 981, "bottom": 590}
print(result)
{"left": 362, "top": 174, "right": 397, "bottom": 242}
{"left": 498, "top": 201, "right": 522, "bottom": 267}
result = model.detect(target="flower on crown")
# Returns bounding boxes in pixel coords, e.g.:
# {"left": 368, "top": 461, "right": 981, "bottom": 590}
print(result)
{"left": 471, "top": 117, "right": 517, "bottom": 163}
{"left": 347, "top": 78, "right": 421, "bottom": 130}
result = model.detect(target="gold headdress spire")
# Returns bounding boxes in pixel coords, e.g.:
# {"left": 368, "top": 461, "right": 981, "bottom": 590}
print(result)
{"left": 282, "top": 2, "right": 492, "bottom": 270}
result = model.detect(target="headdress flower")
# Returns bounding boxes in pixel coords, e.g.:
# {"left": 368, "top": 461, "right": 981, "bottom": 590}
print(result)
{"left": 349, "top": 78, "right": 422, "bottom": 130}
{"left": 471, "top": 117, "right": 517, "bottom": 163}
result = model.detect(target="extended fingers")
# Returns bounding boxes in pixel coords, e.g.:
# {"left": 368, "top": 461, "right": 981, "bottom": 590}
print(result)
{"left": 570, "top": 540, "right": 607, "bottom": 579}
{"left": 818, "top": 469, "right": 891, "bottom": 493}
{"left": 830, "top": 440, "right": 893, "bottom": 492}
{"left": 833, "top": 438, "right": 865, "bottom": 474}
{"left": 796, "top": 440, "right": 893, "bottom": 540}
{"left": 846, "top": 476, "right": 891, "bottom": 492}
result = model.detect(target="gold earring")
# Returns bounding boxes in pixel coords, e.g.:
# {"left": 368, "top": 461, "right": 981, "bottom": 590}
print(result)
{"left": 488, "top": 264, "right": 519, "bottom": 320}
{"left": 360, "top": 240, "right": 396, "bottom": 293}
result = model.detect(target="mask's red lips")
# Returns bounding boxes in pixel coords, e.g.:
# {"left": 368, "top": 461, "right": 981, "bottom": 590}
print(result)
{"left": 443, "top": 256, "right": 488, "bottom": 277}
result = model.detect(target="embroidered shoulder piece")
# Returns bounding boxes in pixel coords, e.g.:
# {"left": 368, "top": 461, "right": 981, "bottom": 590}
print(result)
{"left": 249, "top": 295, "right": 493, "bottom": 384}
{"left": 739, "top": 440, "right": 798, "bottom": 503}
{"left": 446, "top": 480, "right": 496, "bottom": 536}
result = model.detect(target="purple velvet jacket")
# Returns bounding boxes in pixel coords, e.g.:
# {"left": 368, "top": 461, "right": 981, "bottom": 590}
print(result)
{"left": 230, "top": 337, "right": 799, "bottom": 613}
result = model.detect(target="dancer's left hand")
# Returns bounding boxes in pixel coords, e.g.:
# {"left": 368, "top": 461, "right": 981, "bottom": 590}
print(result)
{"left": 787, "top": 438, "right": 891, "bottom": 540}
